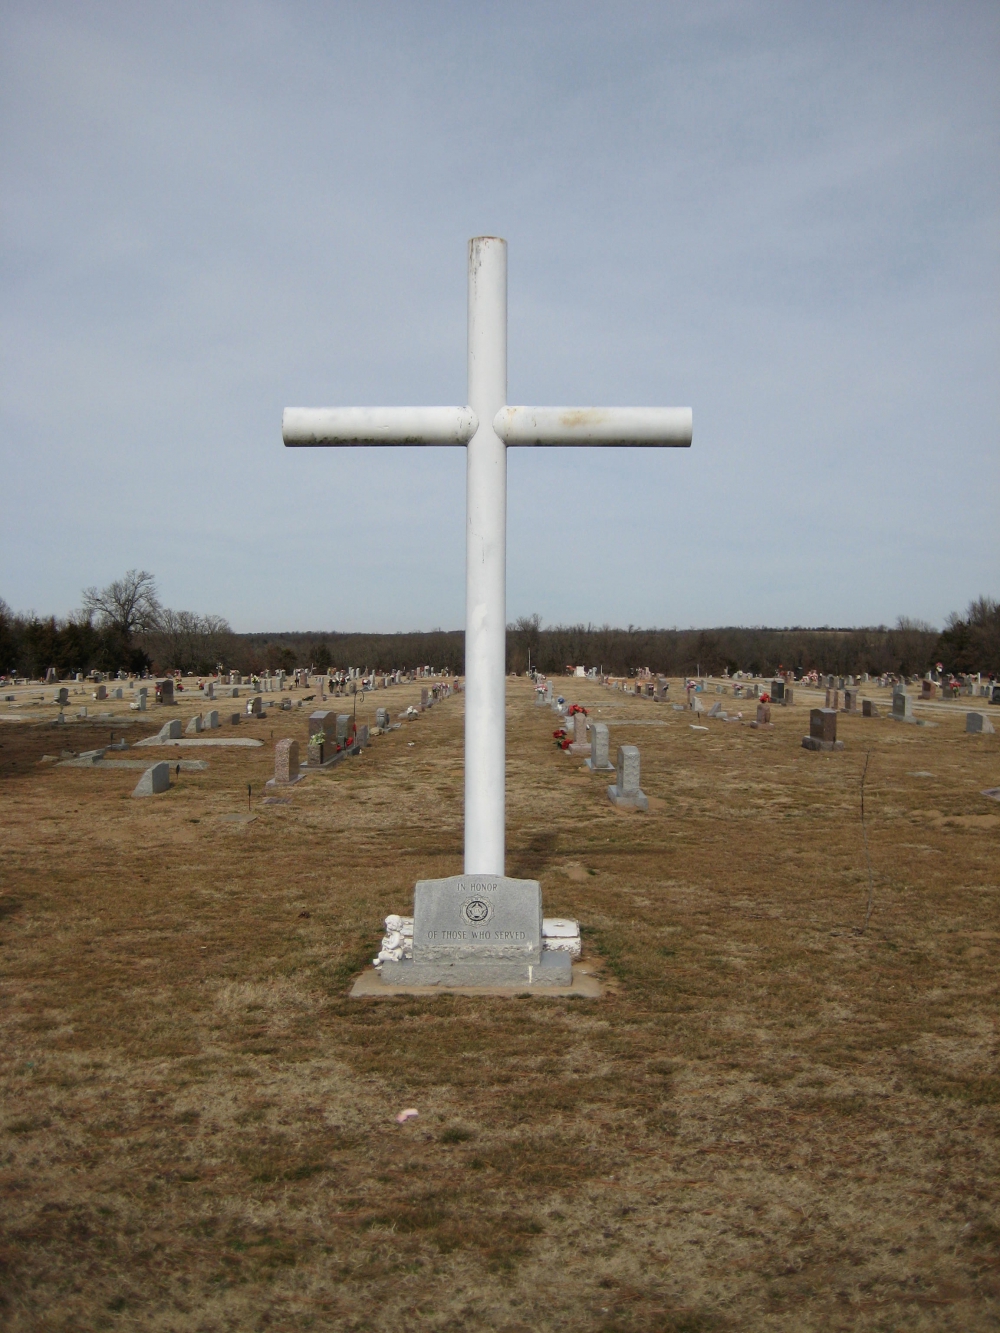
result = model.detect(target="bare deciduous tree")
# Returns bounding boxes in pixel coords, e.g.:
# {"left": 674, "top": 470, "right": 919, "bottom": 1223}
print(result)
{"left": 82, "top": 570, "right": 161, "bottom": 642}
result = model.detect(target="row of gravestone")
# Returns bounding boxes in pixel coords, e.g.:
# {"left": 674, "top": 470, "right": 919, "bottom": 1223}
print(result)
{"left": 271, "top": 686, "right": 455, "bottom": 785}
{"left": 537, "top": 680, "right": 650, "bottom": 812}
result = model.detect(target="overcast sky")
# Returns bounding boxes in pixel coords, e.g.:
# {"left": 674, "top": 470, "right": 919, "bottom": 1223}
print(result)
{"left": 2, "top": 1, "right": 997, "bottom": 633}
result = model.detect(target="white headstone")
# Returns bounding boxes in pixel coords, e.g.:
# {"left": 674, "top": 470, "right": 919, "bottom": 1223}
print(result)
{"left": 132, "top": 762, "right": 170, "bottom": 797}
{"left": 966, "top": 712, "right": 995, "bottom": 735}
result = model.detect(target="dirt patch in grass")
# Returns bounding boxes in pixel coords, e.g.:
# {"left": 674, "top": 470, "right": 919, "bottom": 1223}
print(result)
{"left": 0, "top": 678, "right": 998, "bottom": 1330}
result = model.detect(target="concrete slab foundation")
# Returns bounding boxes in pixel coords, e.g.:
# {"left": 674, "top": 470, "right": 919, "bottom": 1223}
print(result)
{"left": 350, "top": 959, "right": 603, "bottom": 999}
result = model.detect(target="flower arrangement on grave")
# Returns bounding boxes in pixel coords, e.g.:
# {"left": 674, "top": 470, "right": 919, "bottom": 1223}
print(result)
{"left": 760, "top": 692, "right": 770, "bottom": 704}
{"left": 552, "top": 728, "right": 571, "bottom": 750}
{"left": 566, "top": 703, "right": 587, "bottom": 716}
{"left": 309, "top": 732, "right": 327, "bottom": 746}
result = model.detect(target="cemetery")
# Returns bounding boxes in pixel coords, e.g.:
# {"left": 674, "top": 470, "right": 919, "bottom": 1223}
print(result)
{"left": 3, "top": 0, "right": 999, "bottom": 1313}
{"left": 1, "top": 661, "right": 997, "bottom": 1329}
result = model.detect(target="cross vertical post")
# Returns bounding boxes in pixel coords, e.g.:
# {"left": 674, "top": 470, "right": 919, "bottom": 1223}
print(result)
{"left": 464, "top": 237, "right": 507, "bottom": 876}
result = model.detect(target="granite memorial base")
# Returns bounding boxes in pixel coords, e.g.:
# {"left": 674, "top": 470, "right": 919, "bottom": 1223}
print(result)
{"left": 377, "top": 874, "right": 573, "bottom": 989}
{"left": 801, "top": 735, "right": 845, "bottom": 752}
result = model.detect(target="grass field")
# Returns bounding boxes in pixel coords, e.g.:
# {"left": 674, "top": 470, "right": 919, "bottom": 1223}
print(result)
{"left": 1, "top": 677, "right": 998, "bottom": 1331}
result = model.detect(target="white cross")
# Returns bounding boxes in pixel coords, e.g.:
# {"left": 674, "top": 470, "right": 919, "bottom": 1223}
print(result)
{"left": 283, "top": 236, "right": 691, "bottom": 878}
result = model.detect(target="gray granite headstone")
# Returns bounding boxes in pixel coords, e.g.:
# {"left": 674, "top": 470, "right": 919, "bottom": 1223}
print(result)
{"left": 585, "top": 721, "right": 615, "bottom": 771}
{"left": 380, "top": 874, "right": 571, "bottom": 987}
{"left": 203, "top": 709, "right": 219, "bottom": 729}
{"left": 308, "top": 710, "right": 335, "bottom": 745}
{"left": 892, "top": 691, "right": 914, "bottom": 720}
{"left": 802, "top": 708, "right": 844, "bottom": 751}
{"left": 158, "top": 719, "right": 182, "bottom": 740}
{"left": 966, "top": 712, "right": 995, "bottom": 734}
{"left": 608, "top": 745, "right": 648, "bottom": 810}
{"left": 185, "top": 714, "right": 202, "bottom": 734}
{"left": 132, "top": 762, "right": 169, "bottom": 797}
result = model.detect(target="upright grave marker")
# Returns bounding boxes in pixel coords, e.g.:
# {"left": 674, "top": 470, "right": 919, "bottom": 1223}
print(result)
{"left": 282, "top": 236, "right": 691, "bottom": 987}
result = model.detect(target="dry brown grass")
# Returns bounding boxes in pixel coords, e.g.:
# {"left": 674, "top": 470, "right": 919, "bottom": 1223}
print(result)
{"left": 0, "top": 679, "right": 998, "bottom": 1331}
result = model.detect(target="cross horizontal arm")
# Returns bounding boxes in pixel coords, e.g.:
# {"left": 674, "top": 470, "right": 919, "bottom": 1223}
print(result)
{"left": 493, "top": 406, "right": 692, "bottom": 447}
{"left": 282, "top": 406, "right": 478, "bottom": 447}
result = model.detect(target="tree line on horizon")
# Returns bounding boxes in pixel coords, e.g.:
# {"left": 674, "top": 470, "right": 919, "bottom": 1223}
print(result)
{"left": 2, "top": 571, "right": 998, "bottom": 680}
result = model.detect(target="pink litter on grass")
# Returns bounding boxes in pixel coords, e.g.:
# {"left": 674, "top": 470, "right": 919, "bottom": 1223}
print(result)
{"left": 395, "top": 1108, "right": 419, "bottom": 1123}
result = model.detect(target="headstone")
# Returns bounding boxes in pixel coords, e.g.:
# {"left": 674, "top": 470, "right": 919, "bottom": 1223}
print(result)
{"left": 802, "top": 708, "right": 844, "bottom": 751}
{"left": 55, "top": 687, "right": 69, "bottom": 706}
{"left": 608, "top": 745, "right": 649, "bottom": 810}
{"left": 229, "top": 713, "right": 240, "bottom": 725}
{"left": 770, "top": 679, "right": 785, "bottom": 702}
{"left": 420, "top": 687, "right": 430, "bottom": 710}
{"left": 843, "top": 689, "right": 858, "bottom": 712}
{"left": 356, "top": 724, "right": 370, "bottom": 747}
{"left": 966, "top": 712, "right": 995, "bottom": 735}
{"left": 921, "top": 680, "right": 937, "bottom": 700}
{"left": 379, "top": 874, "right": 571, "bottom": 987}
{"left": 336, "top": 714, "right": 354, "bottom": 745}
{"left": 568, "top": 712, "right": 591, "bottom": 756}
{"left": 185, "top": 714, "right": 203, "bottom": 734}
{"left": 585, "top": 721, "right": 615, "bottom": 772}
{"left": 273, "top": 737, "right": 302, "bottom": 783}
{"left": 308, "top": 710, "right": 336, "bottom": 746}
{"left": 862, "top": 700, "right": 879, "bottom": 717}
{"left": 247, "top": 695, "right": 263, "bottom": 717}
{"left": 159, "top": 679, "right": 174, "bottom": 705}
{"left": 205, "top": 681, "right": 215, "bottom": 700}
{"left": 132, "top": 762, "right": 170, "bottom": 797}
{"left": 203, "top": 710, "right": 220, "bottom": 729}
{"left": 825, "top": 688, "right": 840, "bottom": 710}
{"left": 708, "top": 701, "right": 723, "bottom": 718}
{"left": 158, "top": 719, "right": 182, "bottom": 740}
{"left": 376, "top": 706, "right": 389, "bottom": 730}
{"left": 892, "top": 692, "right": 915, "bottom": 722}
{"left": 111, "top": 687, "right": 123, "bottom": 699}
{"left": 756, "top": 702, "right": 771, "bottom": 725}
{"left": 94, "top": 684, "right": 108, "bottom": 701}
{"left": 45, "top": 667, "right": 58, "bottom": 684}
{"left": 783, "top": 687, "right": 794, "bottom": 706}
